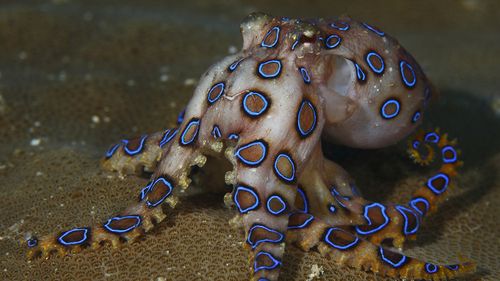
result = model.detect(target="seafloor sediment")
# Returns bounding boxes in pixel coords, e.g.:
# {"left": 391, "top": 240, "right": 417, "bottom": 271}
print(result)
{"left": 0, "top": 1, "right": 499, "bottom": 280}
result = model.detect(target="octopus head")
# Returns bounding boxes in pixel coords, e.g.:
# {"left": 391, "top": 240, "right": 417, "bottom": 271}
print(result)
{"left": 239, "top": 13, "right": 432, "bottom": 149}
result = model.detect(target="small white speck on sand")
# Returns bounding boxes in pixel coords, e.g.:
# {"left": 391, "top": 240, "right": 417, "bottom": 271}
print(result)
{"left": 156, "top": 277, "right": 166, "bottom": 281}
{"left": 34, "top": 121, "right": 41, "bottom": 127}
{"left": 30, "top": 138, "right": 41, "bottom": 146}
{"left": 83, "top": 11, "right": 93, "bottom": 21}
{"left": 184, "top": 78, "right": 196, "bottom": 86}
{"left": 160, "top": 74, "right": 169, "bottom": 82}
{"left": 91, "top": 115, "right": 100, "bottom": 124}
{"left": 58, "top": 71, "right": 67, "bottom": 82}
{"left": 103, "top": 116, "right": 111, "bottom": 123}
{"left": 18, "top": 51, "right": 28, "bottom": 60}
{"left": 228, "top": 45, "right": 238, "bottom": 54}
{"left": 36, "top": 171, "right": 43, "bottom": 176}
{"left": 127, "top": 79, "right": 136, "bottom": 87}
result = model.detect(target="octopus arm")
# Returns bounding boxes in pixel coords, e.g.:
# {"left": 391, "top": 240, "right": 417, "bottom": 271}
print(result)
{"left": 286, "top": 212, "right": 476, "bottom": 281}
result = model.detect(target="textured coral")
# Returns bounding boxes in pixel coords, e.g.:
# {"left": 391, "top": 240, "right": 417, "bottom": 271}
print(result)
{"left": 0, "top": 1, "right": 499, "bottom": 281}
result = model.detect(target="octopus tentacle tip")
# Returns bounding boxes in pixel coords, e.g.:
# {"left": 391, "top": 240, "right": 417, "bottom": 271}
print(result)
{"left": 26, "top": 13, "right": 475, "bottom": 281}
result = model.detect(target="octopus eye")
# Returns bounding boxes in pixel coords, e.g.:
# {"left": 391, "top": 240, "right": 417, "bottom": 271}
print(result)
{"left": 362, "top": 22, "right": 385, "bottom": 36}
{"left": 261, "top": 26, "right": 280, "bottom": 48}
{"left": 380, "top": 98, "right": 401, "bottom": 119}
{"left": 324, "top": 34, "right": 341, "bottom": 49}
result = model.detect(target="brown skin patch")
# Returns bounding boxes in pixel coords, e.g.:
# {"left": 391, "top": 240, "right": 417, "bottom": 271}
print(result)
{"left": 208, "top": 83, "right": 224, "bottom": 103}
{"left": 237, "top": 141, "right": 267, "bottom": 165}
{"left": 124, "top": 136, "right": 146, "bottom": 153}
{"left": 242, "top": 91, "right": 269, "bottom": 117}
{"left": 180, "top": 118, "right": 200, "bottom": 146}
{"left": 275, "top": 154, "right": 294, "bottom": 181}
{"left": 248, "top": 225, "right": 282, "bottom": 245}
{"left": 58, "top": 229, "right": 87, "bottom": 244}
{"left": 255, "top": 252, "right": 275, "bottom": 267}
{"left": 234, "top": 186, "right": 259, "bottom": 212}
{"left": 288, "top": 213, "right": 313, "bottom": 228}
{"left": 267, "top": 195, "right": 287, "bottom": 214}
{"left": 262, "top": 27, "right": 279, "bottom": 47}
{"left": 355, "top": 204, "right": 387, "bottom": 233}
{"left": 430, "top": 176, "right": 446, "bottom": 189}
{"left": 297, "top": 100, "right": 316, "bottom": 136}
{"left": 107, "top": 217, "right": 139, "bottom": 231}
{"left": 324, "top": 227, "right": 358, "bottom": 248}
{"left": 148, "top": 178, "right": 173, "bottom": 204}
{"left": 258, "top": 59, "right": 281, "bottom": 78}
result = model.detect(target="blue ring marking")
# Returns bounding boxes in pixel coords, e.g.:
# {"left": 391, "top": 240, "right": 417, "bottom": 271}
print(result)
{"left": 399, "top": 60, "right": 417, "bottom": 88}
{"left": 266, "top": 195, "right": 287, "bottom": 215}
{"left": 228, "top": 58, "right": 244, "bottom": 72}
{"left": 409, "top": 197, "right": 430, "bottom": 217}
{"left": 139, "top": 180, "right": 154, "bottom": 201}
{"left": 395, "top": 205, "right": 420, "bottom": 235}
{"left": 146, "top": 177, "right": 174, "bottom": 208}
{"left": 424, "top": 132, "right": 440, "bottom": 143}
{"left": 122, "top": 135, "right": 148, "bottom": 156}
{"left": 246, "top": 224, "right": 284, "bottom": 249}
{"left": 427, "top": 173, "right": 450, "bottom": 195}
{"left": 177, "top": 109, "right": 185, "bottom": 125}
{"left": 296, "top": 100, "right": 317, "bottom": 137}
{"left": 442, "top": 146, "right": 458, "bottom": 164}
{"left": 287, "top": 212, "right": 314, "bottom": 229}
{"left": 27, "top": 238, "right": 38, "bottom": 248}
{"left": 180, "top": 119, "right": 200, "bottom": 146}
{"left": 233, "top": 185, "right": 260, "bottom": 214}
{"left": 425, "top": 263, "right": 439, "bottom": 274}
{"left": 328, "top": 203, "right": 337, "bottom": 213}
{"left": 103, "top": 215, "right": 142, "bottom": 234}
{"left": 412, "top": 111, "right": 421, "bottom": 123}
{"left": 159, "top": 128, "right": 179, "bottom": 148}
{"left": 234, "top": 140, "right": 267, "bottom": 166}
{"left": 446, "top": 264, "right": 459, "bottom": 271}
{"left": 412, "top": 140, "right": 420, "bottom": 150}
{"left": 355, "top": 202, "right": 390, "bottom": 235}
{"left": 362, "top": 22, "right": 385, "bottom": 36}
{"left": 325, "top": 34, "right": 341, "bottom": 49}
{"left": 207, "top": 82, "right": 225, "bottom": 105}
{"left": 354, "top": 62, "right": 366, "bottom": 82}
{"left": 330, "top": 188, "right": 350, "bottom": 209}
{"left": 296, "top": 187, "right": 309, "bottom": 213}
{"left": 57, "top": 227, "right": 90, "bottom": 246}
{"left": 299, "top": 67, "right": 311, "bottom": 84}
{"left": 273, "top": 153, "right": 296, "bottom": 183}
{"left": 212, "top": 125, "right": 222, "bottom": 139}
{"left": 105, "top": 144, "right": 120, "bottom": 158}
{"left": 365, "top": 51, "right": 385, "bottom": 74}
{"left": 254, "top": 251, "right": 281, "bottom": 272}
{"left": 379, "top": 247, "right": 408, "bottom": 268}
{"left": 228, "top": 133, "right": 239, "bottom": 140}
{"left": 424, "top": 86, "right": 432, "bottom": 106}
{"left": 242, "top": 91, "right": 269, "bottom": 117}
{"left": 330, "top": 21, "right": 350, "bottom": 31}
{"left": 324, "top": 227, "right": 359, "bottom": 250}
{"left": 380, "top": 98, "right": 401, "bottom": 119}
{"left": 261, "top": 26, "right": 280, "bottom": 48}
{"left": 257, "top": 59, "right": 282, "bottom": 79}
{"left": 291, "top": 38, "right": 299, "bottom": 50}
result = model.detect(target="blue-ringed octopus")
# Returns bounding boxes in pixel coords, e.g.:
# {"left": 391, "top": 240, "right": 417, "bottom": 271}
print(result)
{"left": 25, "top": 13, "right": 475, "bottom": 281}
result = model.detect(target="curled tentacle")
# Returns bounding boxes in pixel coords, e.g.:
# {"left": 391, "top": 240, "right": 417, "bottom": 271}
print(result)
{"left": 286, "top": 212, "right": 476, "bottom": 281}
